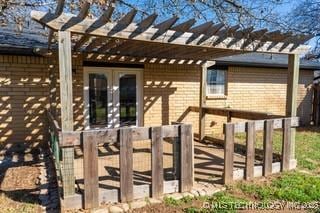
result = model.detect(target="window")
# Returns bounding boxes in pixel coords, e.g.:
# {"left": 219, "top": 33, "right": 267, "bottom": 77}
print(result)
{"left": 206, "top": 69, "right": 226, "bottom": 96}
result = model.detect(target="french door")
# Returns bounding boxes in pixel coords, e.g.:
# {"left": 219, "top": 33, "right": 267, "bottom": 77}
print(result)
{"left": 83, "top": 67, "right": 143, "bottom": 129}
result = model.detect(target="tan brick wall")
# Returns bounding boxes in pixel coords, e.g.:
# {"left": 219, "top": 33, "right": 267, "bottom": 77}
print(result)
{"left": 143, "top": 64, "right": 201, "bottom": 133}
{"left": 0, "top": 55, "right": 50, "bottom": 145}
{"left": 0, "top": 55, "right": 314, "bottom": 145}
{"left": 142, "top": 65, "right": 314, "bottom": 136}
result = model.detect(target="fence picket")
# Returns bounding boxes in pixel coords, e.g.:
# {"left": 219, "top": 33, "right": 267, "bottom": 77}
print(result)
{"left": 282, "top": 118, "right": 292, "bottom": 171}
{"left": 83, "top": 132, "right": 99, "bottom": 209}
{"left": 180, "top": 124, "right": 193, "bottom": 192}
{"left": 223, "top": 123, "right": 235, "bottom": 184}
{"left": 152, "top": 126, "right": 163, "bottom": 198}
{"left": 245, "top": 122, "right": 255, "bottom": 180}
{"left": 120, "top": 128, "right": 134, "bottom": 202}
{"left": 263, "top": 120, "right": 274, "bottom": 176}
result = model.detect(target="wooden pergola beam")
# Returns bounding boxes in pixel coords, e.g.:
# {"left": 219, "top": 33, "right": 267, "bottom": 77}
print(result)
{"left": 31, "top": 10, "right": 311, "bottom": 55}
{"left": 48, "top": 0, "right": 65, "bottom": 49}
{"left": 73, "top": 6, "right": 115, "bottom": 51}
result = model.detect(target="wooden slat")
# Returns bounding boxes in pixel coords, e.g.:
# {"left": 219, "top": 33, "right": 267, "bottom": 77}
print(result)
{"left": 227, "top": 26, "right": 254, "bottom": 47}
{"left": 59, "top": 125, "right": 181, "bottom": 147}
{"left": 241, "top": 29, "right": 268, "bottom": 49}
{"left": 152, "top": 16, "right": 179, "bottom": 40}
{"left": 171, "top": 19, "right": 196, "bottom": 32}
{"left": 281, "top": 118, "right": 291, "bottom": 171}
{"left": 213, "top": 25, "right": 240, "bottom": 46}
{"left": 74, "top": 7, "right": 114, "bottom": 51}
{"left": 85, "top": 6, "right": 114, "bottom": 33}
{"left": 85, "top": 37, "right": 104, "bottom": 52}
{"left": 180, "top": 124, "right": 193, "bottom": 192}
{"left": 263, "top": 120, "right": 274, "bottom": 176}
{"left": 197, "top": 23, "right": 224, "bottom": 44}
{"left": 223, "top": 123, "right": 235, "bottom": 184}
{"left": 98, "top": 38, "right": 120, "bottom": 53}
{"left": 233, "top": 117, "right": 299, "bottom": 133}
{"left": 120, "top": 128, "right": 133, "bottom": 202}
{"left": 245, "top": 122, "right": 255, "bottom": 180}
{"left": 60, "top": 2, "right": 91, "bottom": 31}
{"left": 83, "top": 132, "right": 99, "bottom": 209}
{"left": 48, "top": 0, "right": 65, "bottom": 49}
{"left": 130, "top": 13, "right": 158, "bottom": 38}
{"left": 190, "top": 21, "right": 213, "bottom": 34}
{"left": 31, "top": 10, "right": 311, "bottom": 54}
{"left": 117, "top": 9, "right": 137, "bottom": 27}
{"left": 151, "top": 126, "right": 163, "bottom": 198}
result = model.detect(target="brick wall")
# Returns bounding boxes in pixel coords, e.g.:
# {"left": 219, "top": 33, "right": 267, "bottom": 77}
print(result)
{"left": 0, "top": 55, "right": 314, "bottom": 146}
{"left": 142, "top": 65, "right": 314, "bottom": 136}
{"left": 0, "top": 55, "right": 50, "bottom": 146}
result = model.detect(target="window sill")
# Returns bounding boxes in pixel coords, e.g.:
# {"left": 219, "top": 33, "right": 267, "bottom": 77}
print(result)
{"left": 206, "top": 95, "right": 227, "bottom": 100}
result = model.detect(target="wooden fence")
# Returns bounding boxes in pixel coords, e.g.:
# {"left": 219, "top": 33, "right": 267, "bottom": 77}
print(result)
{"left": 223, "top": 117, "right": 299, "bottom": 184}
{"left": 47, "top": 111, "right": 193, "bottom": 209}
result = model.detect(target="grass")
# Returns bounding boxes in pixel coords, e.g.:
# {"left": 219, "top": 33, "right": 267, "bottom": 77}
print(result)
{"left": 233, "top": 127, "right": 320, "bottom": 172}
{"left": 166, "top": 127, "right": 320, "bottom": 212}
{"left": 237, "top": 172, "right": 320, "bottom": 202}
{"left": 295, "top": 128, "right": 320, "bottom": 171}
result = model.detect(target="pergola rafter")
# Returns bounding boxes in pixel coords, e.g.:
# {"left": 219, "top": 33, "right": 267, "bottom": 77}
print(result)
{"left": 31, "top": 3, "right": 313, "bottom": 64}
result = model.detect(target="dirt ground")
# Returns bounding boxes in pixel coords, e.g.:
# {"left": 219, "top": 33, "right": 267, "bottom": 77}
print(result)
{"left": 0, "top": 151, "right": 42, "bottom": 213}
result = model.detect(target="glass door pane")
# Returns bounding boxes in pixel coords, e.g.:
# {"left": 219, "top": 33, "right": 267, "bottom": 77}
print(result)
{"left": 119, "top": 74, "right": 137, "bottom": 127}
{"left": 88, "top": 73, "right": 109, "bottom": 126}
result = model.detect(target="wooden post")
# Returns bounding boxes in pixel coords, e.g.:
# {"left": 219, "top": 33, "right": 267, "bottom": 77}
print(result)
{"left": 120, "top": 128, "right": 133, "bottom": 202}
{"left": 83, "top": 132, "right": 99, "bottom": 209}
{"left": 58, "top": 31, "right": 75, "bottom": 197}
{"left": 199, "top": 61, "right": 215, "bottom": 142}
{"left": 199, "top": 64, "right": 207, "bottom": 142}
{"left": 223, "top": 123, "right": 234, "bottom": 184}
{"left": 151, "top": 126, "right": 163, "bottom": 198}
{"left": 281, "top": 118, "right": 291, "bottom": 171}
{"left": 245, "top": 121, "right": 255, "bottom": 180}
{"left": 263, "top": 120, "right": 274, "bottom": 176}
{"left": 180, "top": 124, "right": 193, "bottom": 192}
{"left": 286, "top": 54, "right": 300, "bottom": 159}
{"left": 227, "top": 112, "right": 232, "bottom": 123}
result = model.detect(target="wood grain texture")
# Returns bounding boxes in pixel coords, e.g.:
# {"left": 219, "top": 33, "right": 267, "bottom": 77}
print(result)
{"left": 286, "top": 54, "right": 300, "bottom": 160}
{"left": 199, "top": 63, "right": 208, "bottom": 142}
{"left": 151, "top": 126, "right": 163, "bottom": 198}
{"left": 180, "top": 124, "right": 193, "bottom": 192}
{"left": 263, "top": 120, "right": 274, "bottom": 176}
{"left": 281, "top": 118, "right": 292, "bottom": 171}
{"left": 223, "top": 123, "right": 235, "bottom": 184}
{"left": 83, "top": 132, "right": 99, "bottom": 209}
{"left": 59, "top": 125, "right": 181, "bottom": 147}
{"left": 245, "top": 121, "right": 255, "bottom": 180}
{"left": 120, "top": 128, "right": 133, "bottom": 202}
{"left": 58, "top": 31, "right": 74, "bottom": 131}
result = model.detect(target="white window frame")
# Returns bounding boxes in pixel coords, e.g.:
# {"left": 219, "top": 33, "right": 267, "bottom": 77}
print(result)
{"left": 83, "top": 67, "right": 143, "bottom": 129}
{"left": 206, "top": 68, "right": 227, "bottom": 98}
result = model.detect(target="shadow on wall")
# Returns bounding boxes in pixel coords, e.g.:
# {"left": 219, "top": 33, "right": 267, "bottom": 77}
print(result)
{"left": 0, "top": 59, "right": 50, "bottom": 152}
{"left": 143, "top": 81, "right": 177, "bottom": 125}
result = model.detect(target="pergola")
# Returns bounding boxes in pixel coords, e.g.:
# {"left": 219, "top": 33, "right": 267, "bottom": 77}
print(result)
{"left": 31, "top": 1, "right": 312, "bottom": 199}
